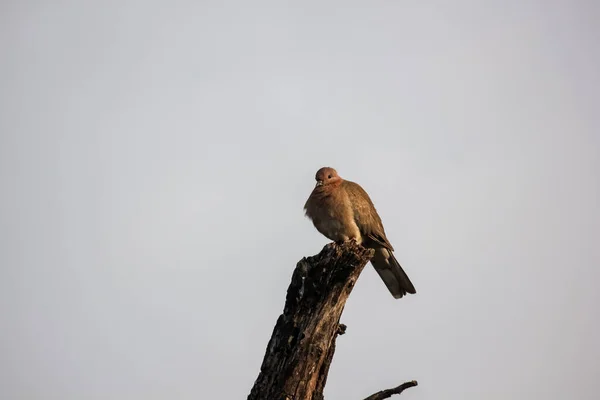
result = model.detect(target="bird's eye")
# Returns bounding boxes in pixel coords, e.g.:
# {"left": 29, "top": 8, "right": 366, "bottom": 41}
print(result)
{"left": 327, "top": 174, "right": 332, "bottom": 179}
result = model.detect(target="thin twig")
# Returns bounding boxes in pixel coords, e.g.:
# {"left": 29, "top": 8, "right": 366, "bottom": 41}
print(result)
{"left": 362, "top": 380, "right": 418, "bottom": 400}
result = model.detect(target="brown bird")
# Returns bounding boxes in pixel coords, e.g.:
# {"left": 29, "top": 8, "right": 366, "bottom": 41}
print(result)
{"left": 304, "top": 167, "right": 416, "bottom": 299}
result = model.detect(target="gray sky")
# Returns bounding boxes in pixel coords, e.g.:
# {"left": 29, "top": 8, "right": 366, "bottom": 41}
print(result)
{"left": 1, "top": 1, "right": 599, "bottom": 399}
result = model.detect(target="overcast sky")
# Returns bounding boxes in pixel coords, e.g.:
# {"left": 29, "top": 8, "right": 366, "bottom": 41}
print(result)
{"left": 1, "top": 1, "right": 599, "bottom": 399}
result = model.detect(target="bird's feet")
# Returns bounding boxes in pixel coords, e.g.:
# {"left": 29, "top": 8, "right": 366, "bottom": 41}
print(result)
{"left": 334, "top": 238, "right": 360, "bottom": 246}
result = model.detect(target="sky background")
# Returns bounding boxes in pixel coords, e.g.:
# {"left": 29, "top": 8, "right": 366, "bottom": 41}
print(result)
{"left": 1, "top": 1, "right": 599, "bottom": 399}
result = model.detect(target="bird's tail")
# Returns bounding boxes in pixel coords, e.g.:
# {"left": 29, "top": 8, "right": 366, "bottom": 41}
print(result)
{"left": 371, "top": 248, "right": 416, "bottom": 299}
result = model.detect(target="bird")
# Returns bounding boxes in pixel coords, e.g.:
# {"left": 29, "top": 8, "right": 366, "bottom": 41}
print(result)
{"left": 304, "top": 167, "right": 416, "bottom": 299}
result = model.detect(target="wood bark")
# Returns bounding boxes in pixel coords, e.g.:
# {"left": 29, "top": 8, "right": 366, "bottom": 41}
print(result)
{"left": 248, "top": 240, "right": 418, "bottom": 399}
{"left": 248, "top": 240, "right": 373, "bottom": 400}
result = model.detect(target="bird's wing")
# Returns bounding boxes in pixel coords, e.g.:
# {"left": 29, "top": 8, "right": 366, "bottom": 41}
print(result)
{"left": 343, "top": 180, "right": 394, "bottom": 252}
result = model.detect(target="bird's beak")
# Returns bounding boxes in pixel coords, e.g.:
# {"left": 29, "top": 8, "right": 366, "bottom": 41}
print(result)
{"left": 315, "top": 180, "right": 323, "bottom": 187}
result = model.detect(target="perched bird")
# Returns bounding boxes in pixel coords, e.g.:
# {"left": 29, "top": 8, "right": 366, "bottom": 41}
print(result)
{"left": 304, "top": 167, "right": 416, "bottom": 299}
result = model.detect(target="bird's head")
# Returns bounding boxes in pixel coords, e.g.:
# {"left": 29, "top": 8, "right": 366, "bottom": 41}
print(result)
{"left": 315, "top": 167, "right": 342, "bottom": 187}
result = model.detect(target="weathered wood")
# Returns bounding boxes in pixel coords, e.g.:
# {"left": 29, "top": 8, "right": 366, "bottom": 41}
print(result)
{"left": 362, "top": 381, "right": 418, "bottom": 400}
{"left": 248, "top": 240, "right": 374, "bottom": 400}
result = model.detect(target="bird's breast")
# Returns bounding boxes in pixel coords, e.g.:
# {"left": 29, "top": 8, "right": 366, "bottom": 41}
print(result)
{"left": 305, "top": 189, "right": 362, "bottom": 243}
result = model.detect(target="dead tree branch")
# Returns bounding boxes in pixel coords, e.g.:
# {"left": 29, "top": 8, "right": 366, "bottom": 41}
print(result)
{"left": 362, "top": 380, "right": 418, "bottom": 400}
{"left": 247, "top": 240, "right": 417, "bottom": 400}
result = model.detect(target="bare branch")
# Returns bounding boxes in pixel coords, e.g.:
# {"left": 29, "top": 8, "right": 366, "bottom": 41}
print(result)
{"left": 247, "top": 240, "right": 418, "bottom": 400}
{"left": 362, "top": 380, "right": 418, "bottom": 400}
{"left": 247, "top": 241, "right": 374, "bottom": 400}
